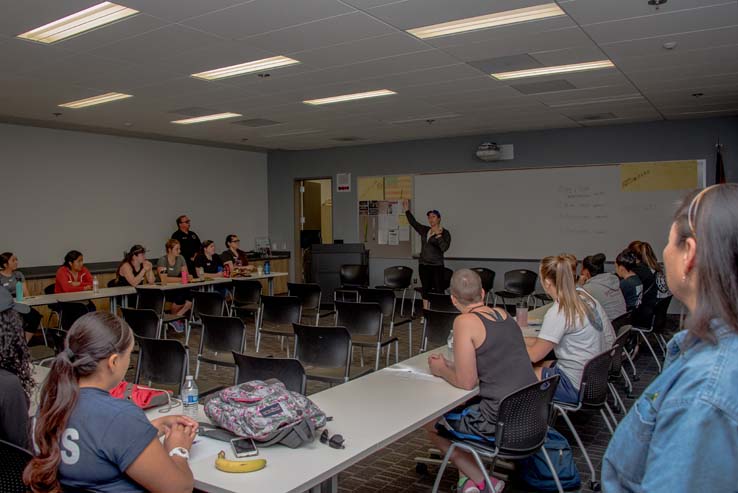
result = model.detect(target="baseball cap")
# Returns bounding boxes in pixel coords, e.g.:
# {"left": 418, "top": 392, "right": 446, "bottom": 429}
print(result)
{"left": 426, "top": 209, "right": 441, "bottom": 218}
{"left": 0, "top": 288, "right": 30, "bottom": 314}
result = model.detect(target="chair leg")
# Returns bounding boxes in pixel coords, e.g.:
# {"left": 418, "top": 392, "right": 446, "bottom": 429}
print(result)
{"left": 605, "top": 401, "right": 619, "bottom": 427}
{"left": 195, "top": 359, "right": 201, "bottom": 379}
{"left": 656, "top": 334, "right": 668, "bottom": 357}
{"left": 623, "top": 346, "right": 638, "bottom": 381}
{"left": 539, "top": 446, "right": 565, "bottom": 493}
{"left": 638, "top": 330, "right": 663, "bottom": 372}
{"left": 600, "top": 408, "right": 615, "bottom": 435}
{"left": 374, "top": 344, "right": 381, "bottom": 371}
{"left": 400, "top": 288, "right": 407, "bottom": 316}
{"left": 609, "top": 382, "right": 627, "bottom": 415}
{"left": 395, "top": 340, "right": 399, "bottom": 364}
{"left": 185, "top": 321, "right": 191, "bottom": 346}
{"left": 555, "top": 405, "right": 597, "bottom": 486}
{"left": 620, "top": 367, "right": 633, "bottom": 397}
{"left": 255, "top": 329, "right": 262, "bottom": 353}
{"left": 359, "top": 347, "right": 365, "bottom": 367}
{"left": 431, "top": 442, "right": 456, "bottom": 493}
{"left": 408, "top": 322, "right": 413, "bottom": 358}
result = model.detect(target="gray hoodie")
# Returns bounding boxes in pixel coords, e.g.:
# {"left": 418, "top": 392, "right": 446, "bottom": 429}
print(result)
{"left": 583, "top": 273, "right": 627, "bottom": 322}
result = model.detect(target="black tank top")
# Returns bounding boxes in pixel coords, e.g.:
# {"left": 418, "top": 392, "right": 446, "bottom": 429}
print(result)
{"left": 116, "top": 263, "right": 143, "bottom": 287}
{"left": 472, "top": 309, "right": 538, "bottom": 423}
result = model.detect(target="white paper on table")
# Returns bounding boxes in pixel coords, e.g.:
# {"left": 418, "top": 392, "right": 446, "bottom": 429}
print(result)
{"left": 378, "top": 229, "right": 389, "bottom": 245}
{"left": 384, "top": 364, "right": 441, "bottom": 382}
{"left": 399, "top": 226, "right": 410, "bottom": 242}
{"left": 388, "top": 229, "right": 399, "bottom": 245}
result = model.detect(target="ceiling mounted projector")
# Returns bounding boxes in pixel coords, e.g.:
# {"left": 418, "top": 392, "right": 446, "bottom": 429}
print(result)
{"left": 476, "top": 142, "right": 501, "bottom": 161}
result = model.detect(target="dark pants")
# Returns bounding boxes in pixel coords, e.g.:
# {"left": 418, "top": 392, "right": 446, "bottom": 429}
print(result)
{"left": 419, "top": 264, "right": 445, "bottom": 298}
{"left": 22, "top": 308, "right": 43, "bottom": 334}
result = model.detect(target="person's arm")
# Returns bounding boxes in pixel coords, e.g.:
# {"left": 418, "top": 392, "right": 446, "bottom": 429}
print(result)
{"left": 20, "top": 274, "right": 30, "bottom": 298}
{"left": 79, "top": 268, "right": 93, "bottom": 290}
{"left": 156, "top": 258, "right": 169, "bottom": 283}
{"left": 56, "top": 267, "right": 84, "bottom": 292}
{"left": 433, "top": 229, "right": 451, "bottom": 252}
{"left": 526, "top": 338, "right": 556, "bottom": 363}
{"left": 125, "top": 425, "right": 195, "bottom": 493}
{"left": 121, "top": 263, "right": 146, "bottom": 287}
{"left": 428, "top": 316, "right": 479, "bottom": 390}
{"left": 143, "top": 261, "right": 156, "bottom": 284}
{"left": 527, "top": 309, "right": 560, "bottom": 363}
{"left": 640, "top": 400, "right": 738, "bottom": 493}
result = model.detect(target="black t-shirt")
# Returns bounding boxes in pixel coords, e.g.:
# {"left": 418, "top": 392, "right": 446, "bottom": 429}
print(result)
{"left": 171, "top": 229, "right": 200, "bottom": 263}
{"left": 0, "top": 368, "right": 30, "bottom": 449}
{"left": 195, "top": 253, "right": 223, "bottom": 274}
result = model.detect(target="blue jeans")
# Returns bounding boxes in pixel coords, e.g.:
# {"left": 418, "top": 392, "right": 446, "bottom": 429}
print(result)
{"left": 541, "top": 365, "right": 579, "bottom": 404}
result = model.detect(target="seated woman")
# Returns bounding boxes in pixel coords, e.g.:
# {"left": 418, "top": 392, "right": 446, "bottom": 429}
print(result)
{"left": 23, "top": 312, "right": 197, "bottom": 493}
{"left": 615, "top": 249, "right": 644, "bottom": 311}
{"left": 116, "top": 245, "right": 155, "bottom": 287}
{"left": 603, "top": 184, "right": 738, "bottom": 492}
{"left": 0, "top": 251, "right": 43, "bottom": 341}
{"left": 629, "top": 240, "right": 672, "bottom": 300}
{"left": 526, "top": 254, "right": 615, "bottom": 404}
{"left": 578, "top": 253, "right": 627, "bottom": 321}
{"left": 0, "top": 290, "right": 33, "bottom": 449}
{"left": 221, "top": 234, "right": 255, "bottom": 276}
{"left": 425, "top": 269, "right": 536, "bottom": 493}
{"left": 156, "top": 240, "right": 192, "bottom": 331}
{"left": 194, "top": 240, "right": 223, "bottom": 278}
{"left": 55, "top": 250, "right": 95, "bottom": 311}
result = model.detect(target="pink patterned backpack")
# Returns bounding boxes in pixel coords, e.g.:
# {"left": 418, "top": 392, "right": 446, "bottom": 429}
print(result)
{"left": 204, "top": 380, "right": 327, "bottom": 448}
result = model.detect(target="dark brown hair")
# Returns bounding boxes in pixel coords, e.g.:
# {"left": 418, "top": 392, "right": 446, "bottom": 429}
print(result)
{"left": 0, "top": 251, "right": 13, "bottom": 270}
{"left": 0, "top": 309, "right": 33, "bottom": 398}
{"left": 673, "top": 184, "right": 738, "bottom": 341}
{"left": 615, "top": 249, "right": 639, "bottom": 271}
{"left": 628, "top": 240, "right": 663, "bottom": 274}
{"left": 116, "top": 244, "right": 145, "bottom": 277}
{"left": 582, "top": 253, "right": 606, "bottom": 276}
{"left": 24, "top": 312, "right": 133, "bottom": 493}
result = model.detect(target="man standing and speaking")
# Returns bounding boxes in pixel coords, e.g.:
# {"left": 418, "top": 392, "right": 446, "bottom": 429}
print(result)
{"left": 172, "top": 214, "right": 200, "bottom": 276}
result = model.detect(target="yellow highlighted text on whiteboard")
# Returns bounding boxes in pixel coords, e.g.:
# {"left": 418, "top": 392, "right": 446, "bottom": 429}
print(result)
{"left": 621, "top": 160, "right": 699, "bottom": 192}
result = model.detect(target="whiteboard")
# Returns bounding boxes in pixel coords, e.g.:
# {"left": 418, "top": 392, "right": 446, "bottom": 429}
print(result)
{"left": 412, "top": 160, "right": 706, "bottom": 260}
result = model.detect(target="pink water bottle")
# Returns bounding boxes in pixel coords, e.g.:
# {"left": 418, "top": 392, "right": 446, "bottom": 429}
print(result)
{"left": 181, "top": 270, "right": 189, "bottom": 284}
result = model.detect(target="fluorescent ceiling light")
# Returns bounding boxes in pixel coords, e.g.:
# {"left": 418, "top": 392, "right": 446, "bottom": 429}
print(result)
{"left": 171, "top": 112, "right": 242, "bottom": 125}
{"left": 191, "top": 56, "right": 300, "bottom": 80}
{"left": 59, "top": 92, "right": 132, "bottom": 108}
{"left": 491, "top": 60, "right": 615, "bottom": 80}
{"left": 304, "top": 89, "right": 396, "bottom": 106}
{"left": 17, "top": 2, "right": 138, "bottom": 44}
{"left": 407, "top": 3, "right": 565, "bottom": 39}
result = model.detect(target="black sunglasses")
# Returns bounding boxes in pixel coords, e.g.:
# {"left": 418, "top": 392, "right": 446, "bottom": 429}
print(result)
{"left": 320, "top": 429, "right": 345, "bottom": 449}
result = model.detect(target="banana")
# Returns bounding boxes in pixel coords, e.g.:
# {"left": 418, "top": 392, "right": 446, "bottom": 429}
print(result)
{"left": 214, "top": 451, "right": 267, "bottom": 473}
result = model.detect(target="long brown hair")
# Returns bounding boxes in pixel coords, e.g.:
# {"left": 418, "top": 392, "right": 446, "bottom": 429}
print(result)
{"left": 673, "top": 184, "right": 738, "bottom": 342}
{"left": 628, "top": 240, "right": 663, "bottom": 274}
{"left": 540, "top": 254, "right": 587, "bottom": 328}
{"left": 24, "top": 312, "right": 133, "bottom": 493}
{"left": 116, "top": 244, "right": 145, "bottom": 277}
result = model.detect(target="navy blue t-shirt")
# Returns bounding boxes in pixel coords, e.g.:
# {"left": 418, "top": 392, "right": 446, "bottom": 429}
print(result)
{"left": 58, "top": 387, "right": 158, "bottom": 492}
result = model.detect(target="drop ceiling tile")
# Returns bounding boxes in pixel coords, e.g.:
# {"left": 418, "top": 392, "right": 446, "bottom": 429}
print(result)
{"left": 21, "top": 54, "right": 136, "bottom": 87}
{"left": 561, "top": 0, "right": 731, "bottom": 26}
{"left": 118, "top": 0, "right": 252, "bottom": 23}
{"left": 0, "top": 0, "right": 99, "bottom": 37}
{"left": 529, "top": 45, "right": 609, "bottom": 67}
{"left": 341, "top": 0, "right": 406, "bottom": 7}
{"left": 536, "top": 84, "right": 642, "bottom": 105}
{"left": 633, "top": 72, "right": 738, "bottom": 92}
{"left": 287, "top": 33, "right": 429, "bottom": 68}
{"left": 581, "top": 3, "right": 738, "bottom": 45}
{"left": 128, "top": 77, "right": 235, "bottom": 99}
{"left": 602, "top": 26, "right": 738, "bottom": 59}
{"left": 393, "top": 75, "right": 500, "bottom": 98}
{"left": 49, "top": 13, "right": 168, "bottom": 53}
{"left": 619, "top": 57, "right": 738, "bottom": 81}
{"left": 614, "top": 44, "right": 738, "bottom": 73}
{"left": 182, "top": 0, "right": 355, "bottom": 40}
{"left": 159, "top": 41, "right": 283, "bottom": 75}
{"left": 242, "top": 12, "right": 396, "bottom": 53}
{"left": 0, "top": 37, "right": 76, "bottom": 74}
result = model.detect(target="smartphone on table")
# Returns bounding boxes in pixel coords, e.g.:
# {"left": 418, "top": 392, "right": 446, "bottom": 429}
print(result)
{"left": 230, "top": 437, "right": 258, "bottom": 458}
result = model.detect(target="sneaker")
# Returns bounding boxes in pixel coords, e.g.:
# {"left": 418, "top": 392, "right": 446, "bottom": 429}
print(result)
{"left": 170, "top": 320, "right": 185, "bottom": 333}
{"left": 458, "top": 477, "right": 506, "bottom": 493}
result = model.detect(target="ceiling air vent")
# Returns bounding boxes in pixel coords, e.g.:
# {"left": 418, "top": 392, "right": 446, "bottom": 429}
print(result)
{"left": 231, "top": 118, "right": 282, "bottom": 127}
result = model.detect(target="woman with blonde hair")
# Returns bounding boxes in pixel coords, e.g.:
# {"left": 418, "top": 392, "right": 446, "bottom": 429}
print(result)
{"left": 603, "top": 184, "right": 738, "bottom": 492}
{"left": 525, "top": 254, "right": 615, "bottom": 403}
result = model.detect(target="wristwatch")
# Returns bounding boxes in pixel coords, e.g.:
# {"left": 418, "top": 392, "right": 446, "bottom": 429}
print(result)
{"left": 169, "top": 447, "right": 190, "bottom": 461}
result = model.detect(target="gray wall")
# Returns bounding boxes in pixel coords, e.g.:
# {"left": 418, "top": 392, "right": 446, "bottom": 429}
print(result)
{"left": 268, "top": 116, "right": 738, "bottom": 292}
{"left": 2, "top": 123, "right": 268, "bottom": 266}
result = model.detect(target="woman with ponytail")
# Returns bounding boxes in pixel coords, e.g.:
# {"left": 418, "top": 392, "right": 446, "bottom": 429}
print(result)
{"left": 525, "top": 254, "right": 615, "bottom": 404}
{"left": 24, "top": 312, "right": 197, "bottom": 493}
{"left": 116, "top": 245, "right": 155, "bottom": 287}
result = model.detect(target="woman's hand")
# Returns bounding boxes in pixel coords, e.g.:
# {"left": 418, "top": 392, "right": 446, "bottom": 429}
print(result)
{"left": 402, "top": 199, "right": 409, "bottom": 212}
{"left": 143, "top": 261, "right": 153, "bottom": 272}
{"left": 151, "top": 415, "right": 199, "bottom": 436}
{"left": 428, "top": 353, "right": 448, "bottom": 376}
{"left": 163, "top": 423, "right": 196, "bottom": 452}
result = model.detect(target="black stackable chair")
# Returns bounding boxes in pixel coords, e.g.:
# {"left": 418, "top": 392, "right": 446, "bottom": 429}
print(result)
{"left": 195, "top": 314, "right": 247, "bottom": 379}
{"left": 229, "top": 279, "right": 262, "bottom": 328}
{"left": 288, "top": 282, "right": 332, "bottom": 325}
{"left": 471, "top": 267, "right": 496, "bottom": 305}
{"left": 190, "top": 290, "right": 226, "bottom": 323}
{"left": 424, "top": 293, "right": 458, "bottom": 313}
{"left": 379, "top": 266, "right": 413, "bottom": 315}
{"left": 135, "top": 336, "right": 188, "bottom": 396}
{"left": 255, "top": 296, "right": 302, "bottom": 356}
{"left": 0, "top": 439, "right": 33, "bottom": 493}
{"left": 121, "top": 307, "right": 161, "bottom": 339}
{"left": 58, "top": 301, "right": 89, "bottom": 331}
{"left": 420, "top": 308, "right": 459, "bottom": 352}
{"left": 335, "top": 300, "right": 398, "bottom": 370}
{"left": 293, "top": 323, "right": 372, "bottom": 386}
{"left": 135, "top": 288, "right": 190, "bottom": 344}
{"left": 493, "top": 269, "right": 538, "bottom": 308}
{"left": 358, "top": 287, "right": 413, "bottom": 357}
{"left": 339, "top": 264, "right": 369, "bottom": 289}
{"left": 232, "top": 352, "right": 307, "bottom": 394}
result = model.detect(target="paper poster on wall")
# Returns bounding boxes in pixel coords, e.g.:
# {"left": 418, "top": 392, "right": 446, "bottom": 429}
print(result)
{"left": 399, "top": 226, "right": 410, "bottom": 241}
{"left": 336, "top": 173, "right": 351, "bottom": 192}
{"left": 384, "top": 175, "right": 412, "bottom": 200}
{"left": 621, "top": 160, "right": 699, "bottom": 192}
{"left": 358, "top": 176, "right": 384, "bottom": 200}
{"left": 388, "top": 229, "right": 399, "bottom": 245}
{"left": 368, "top": 201, "right": 378, "bottom": 215}
{"left": 359, "top": 201, "right": 369, "bottom": 215}
{"left": 378, "top": 229, "right": 388, "bottom": 245}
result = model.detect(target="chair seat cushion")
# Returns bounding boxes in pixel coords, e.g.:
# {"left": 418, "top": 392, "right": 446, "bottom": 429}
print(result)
{"left": 259, "top": 324, "right": 294, "bottom": 337}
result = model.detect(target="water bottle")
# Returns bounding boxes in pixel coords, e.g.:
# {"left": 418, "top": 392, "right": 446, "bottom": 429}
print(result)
{"left": 92, "top": 276, "right": 99, "bottom": 293}
{"left": 264, "top": 260, "right": 271, "bottom": 275}
{"left": 181, "top": 270, "right": 189, "bottom": 284}
{"left": 182, "top": 375, "right": 199, "bottom": 419}
{"left": 516, "top": 299, "right": 528, "bottom": 327}
{"left": 446, "top": 329, "right": 454, "bottom": 361}
{"left": 15, "top": 281, "right": 23, "bottom": 301}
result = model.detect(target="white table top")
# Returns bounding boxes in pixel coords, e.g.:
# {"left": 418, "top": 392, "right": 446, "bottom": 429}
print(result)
{"left": 19, "top": 286, "right": 137, "bottom": 306}
{"left": 147, "top": 348, "right": 476, "bottom": 493}
{"left": 520, "top": 302, "right": 553, "bottom": 338}
{"left": 136, "top": 273, "right": 288, "bottom": 291}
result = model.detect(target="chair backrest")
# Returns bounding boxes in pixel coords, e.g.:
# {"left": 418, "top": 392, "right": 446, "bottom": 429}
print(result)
{"left": 260, "top": 296, "right": 302, "bottom": 325}
{"left": 383, "top": 266, "right": 413, "bottom": 289}
{"left": 358, "top": 288, "right": 396, "bottom": 321}
{"left": 45, "top": 328, "right": 68, "bottom": 355}
{"left": 200, "top": 315, "right": 247, "bottom": 354}
{"left": 44, "top": 283, "right": 55, "bottom": 295}
{"left": 496, "top": 375, "right": 560, "bottom": 454}
{"left": 0, "top": 439, "right": 33, "bottom": 493}
{"left": 442, "top": 267, "right": 454, "bottom": 292}
{"left": 611, "top": 328, "right": 631, "bottom": 374}
{"left": 293, "top": 324, "right": 352, "bottom": 375}
{"left": 471, "top": 267, "right": 496, "bottom": 293}
{"left": 135, "top": 337, "right": 188, "bottom": 395}
{"left": 334, "top": 301, "right": 383, "bottom": 338}
{"left": 58, "top": 302, "right": 89, "bottom": 331}
{"left": 425, "top": 293, "right": 457, "bottom": 312}
{"left": 121, "top": 308, "right": 160, "bottom": 339}
{"left": 580, "top": 345, "right": 619, "bottom": 406}
{"left": 339, "top": 264, "right": 368, "bottom": 288}
{"left": 232, "top": 352, "right": 307, "bottom": 394}
{"left": 231, "top": 279, "right": 262, "bottom": 305}
{"left": 135, "top": 288, "right": 165, "bottom": 315}
{"left": 611, "top": 311, "right": 632, "bottom": 333}
{"left": 423, "top": 309, "right": 458, "bottom": 348}
{"left": 191, "top": 290, "right": 226, "bottom": 318}
{"left": 652, "top": 296, "right": 673, "bottom": 333}
{"left": 503, "top": 270, "right": 538, "bottom": 296}
{"left": 287, "top": 282, "right": 322, "bottom": 311}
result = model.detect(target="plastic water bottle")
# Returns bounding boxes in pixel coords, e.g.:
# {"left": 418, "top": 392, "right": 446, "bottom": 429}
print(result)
{"left": 264, "top": 260, "right": 271, "bottom": 275}
{"left": 182, "top": 376, "right": 199, "bottom": 419}
{"left": 516, "top": 299, "right": 528, "bottom": 327}
{"left": 15, "top": 281, "right": 23, "bottom": 301}
{"left": 181, "top": 270, "right": 189, "bottom": 284}
{"left": 92, "top": 276, "right": 99, "bottom": 293}
{"left": 447, "top": 329, "right": 454, "bottom": 361}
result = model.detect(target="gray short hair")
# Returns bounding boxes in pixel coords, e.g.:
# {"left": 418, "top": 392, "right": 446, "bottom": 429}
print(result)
{"left": 450, "top": 269, "right": 483, "bottom": 306}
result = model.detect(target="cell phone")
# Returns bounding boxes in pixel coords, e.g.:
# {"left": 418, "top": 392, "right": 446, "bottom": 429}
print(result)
{"left": 230, "top": 437, "right": 258, "bottom": 458}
